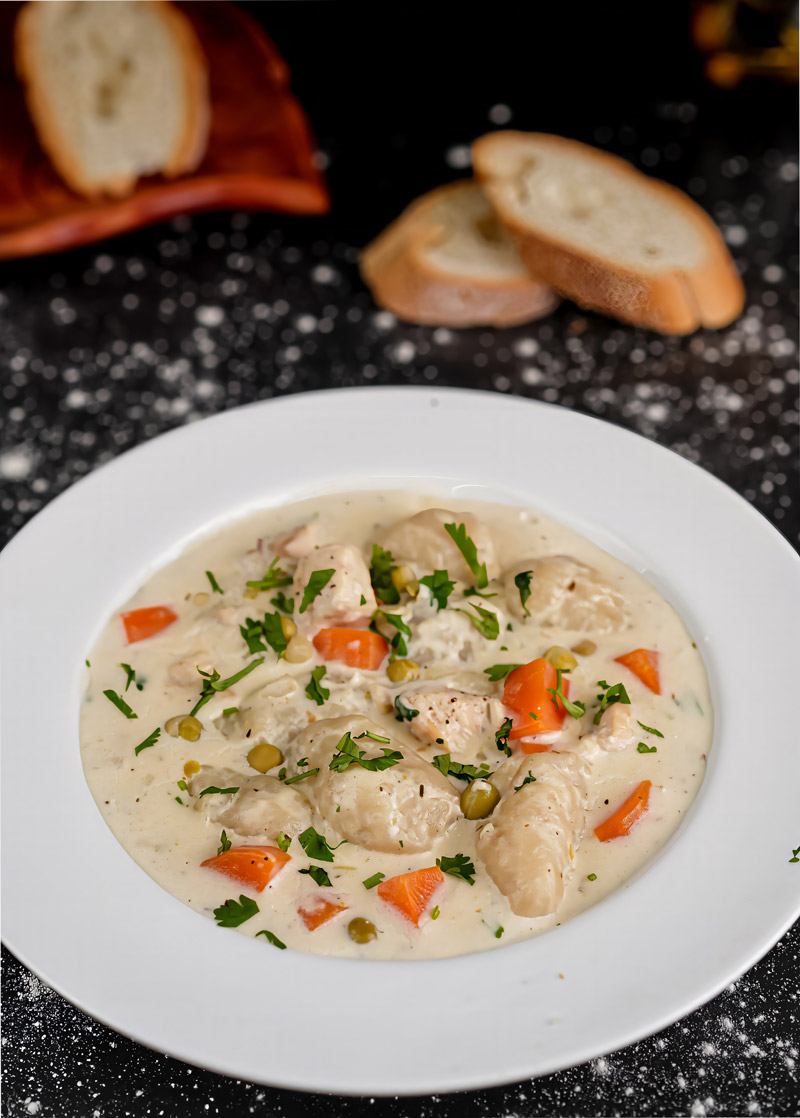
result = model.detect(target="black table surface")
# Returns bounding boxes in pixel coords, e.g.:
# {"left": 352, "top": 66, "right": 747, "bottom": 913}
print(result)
{"left": 1, "top": 7, "right": 798, "bottom": 1117}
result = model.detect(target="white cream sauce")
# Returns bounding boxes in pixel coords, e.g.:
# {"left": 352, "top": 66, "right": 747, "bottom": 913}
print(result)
{"left": 80, "top": 493, "right": 712, "bottom": 959}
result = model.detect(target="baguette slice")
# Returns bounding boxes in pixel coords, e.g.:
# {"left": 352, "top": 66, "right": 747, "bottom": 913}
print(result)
{"left": 15, "top": 0, "right": 209, "bottom": 199}
{"left": 472, "top": 132, "right": 744, "bottom": 335}
{"left": 360, "top": 180, "right": 558, "bottom": 328}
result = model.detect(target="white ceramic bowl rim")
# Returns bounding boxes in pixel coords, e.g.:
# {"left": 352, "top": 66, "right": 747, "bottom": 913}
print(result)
{"left": 2, "top": 387, "right": 799, "bottom": 1096}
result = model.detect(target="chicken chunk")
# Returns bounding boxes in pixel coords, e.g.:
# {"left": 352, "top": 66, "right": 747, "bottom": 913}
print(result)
{"left": 477, "top": 753, "right": 585, "bottom": 918}
{"left": 576, "top": 703, "right": 638, "bottom": 756}
{"left": 293, "top": 544, "right": 376, "bottom": 626}
{"left": 293, "top": 715, "right": 460, "bottom": 853}
{"left": 187, "top": 766, "right": 312, "bottom": 840}
{"left": 216, "top": 676, "right": 310, "bottom": 747}
{"left": 404, "top": 688, "right": 502, "bottom": 758}
{"left": 167, "top": 650, "right": 213, "bottom": 686}
{"left": 503, "top": 555, "right": 626, "bottom": 632}
{"left": 274, "top": 522, "right": 321, "bottom": 559}
{"left": 376, "top": 508, "right": 498, "bottom": 582}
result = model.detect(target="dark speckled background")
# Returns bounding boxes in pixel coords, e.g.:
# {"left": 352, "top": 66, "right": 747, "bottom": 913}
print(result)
{"left": 1, "top": 5, "right": 798, "bottom": 1116}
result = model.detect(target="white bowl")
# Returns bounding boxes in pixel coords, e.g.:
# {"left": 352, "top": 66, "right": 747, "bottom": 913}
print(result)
{"left": 2, "top": 387, "right": 799, "bottom": 1096}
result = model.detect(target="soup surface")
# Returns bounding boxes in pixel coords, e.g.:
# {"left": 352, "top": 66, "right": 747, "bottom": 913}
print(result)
{"left": 80, "top": 492, "right": 712, "bottom": 959}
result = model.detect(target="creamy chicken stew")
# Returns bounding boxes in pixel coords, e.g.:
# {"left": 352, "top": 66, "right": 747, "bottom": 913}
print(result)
{"left": 81, "top": 493, "right": 712, "bottom": 959}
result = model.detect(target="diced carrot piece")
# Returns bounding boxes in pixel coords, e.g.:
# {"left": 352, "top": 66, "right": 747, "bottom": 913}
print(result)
{"left": 297, "top": 896, "right": 348, "bottom": 931}
{"left": 377, "top": 866, "right": 444, "bottom": 926}
{"left": 312, "top": 628, "right": 389, "bottom": 670}
{"left": 121, "top": 605, "right": 178, "bottom": 644}
{"left": 519, "top": 739, "right": 553, "bottom": 755}
{"left": 503, "top": 658, "right": 569, "bottom": 739}
{"left": 614, "top": 649, "right": 660, "bottom": 694}
{"left": 200, "top": 845, "right": 290, "bottom": 892}
{"left": 594, "top": 781, "right": 651, "bottom": 842}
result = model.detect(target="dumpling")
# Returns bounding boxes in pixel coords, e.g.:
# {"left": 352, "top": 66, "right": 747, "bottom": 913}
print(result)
{"left": 377, "top": 508, "right": 498, "bottom": 582}
{"left": 503, "top": 555, "right": 626, "bottom": 631}
{"left": 292, "top": 544, "right": 376, "bottom": 626}
{"left": 187, "top": 766, "right": 312, "bottom": 840}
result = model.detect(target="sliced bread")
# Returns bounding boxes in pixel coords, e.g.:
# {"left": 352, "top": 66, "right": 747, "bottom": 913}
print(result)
{"left": 15, "top": 0, "right": 210, "bottom": 199}
{"left": 472, "top": 132, "right": 745, "bottom": 334}
{"left": 360, "top": 180, "right": 558, "bottom": 328}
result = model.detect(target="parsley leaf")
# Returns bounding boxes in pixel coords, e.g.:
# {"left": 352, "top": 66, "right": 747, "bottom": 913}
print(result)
{"left": 299, "top": 865, "right": 332, "bottom": 887}
{"left": 355, "top": 730, "right": 391, "bottom": 743}
{"left": 199, "top": 785, "right": 240, "bottom": 797}
{"left": 240, "top": 612, "right": 287, "bottom": 658}
{"left": 394, "top": 695, "right": 420, "bottom": 722}
{"left": 463, "top": 587, "right": 497, "bottom": 599}
{"left": 514, "top": 770, "right": 537, "bottom": 792}
{"left": 372, "top": 610, "right": 411, "bottom": 658}
{"left": 514, "top": 570, "right": 533, "bottom": 617}
{"left": 190, "top": 658, "right": 265, "bottom": 716}
{"left": 588, "top": 872, "right": 598, "bottom": 881}
{"left": 270, "top": 591, "right": 294, "bottom": 614}
{"left": 284, "top": 767, "right": 319, "bottom": 785}
{"left": 217, "top": 830, "right": 232, "bottom": 855}
{"left": 637, "top": 720, "right": 664, "bottom": 738}
{"left": 432, "top": 754, "right": 492, "bottom": 782}
{"left": 363, "top": 872, "right": 385, "bottom": 890}
{"left": 369, "top": 544, "right": 399, "bottom": 605}
{"left": 329, "top": 731, "right": 404, "bottom": 773}
{"left": 637, "top": 742, "right": 658, "bottom": 753}
{"left": 431, "top": 905, "right": 440, "bottom": 920}
{"left": 456, "top": 602, "right": 499, "bottom": 640}
{"left": 484, "top": 663, "right": 522, "bottom": 683}
{"left": 305, "top": 665, "right": 329, "bottom": 706}
{"left": 298, "top": 826, "right": 347, "bottom": 862}
{"left": 222, "top": 706, "right": 238, "bottom": 718}
{"left": 119, "top": 662, "right": 143, "bottom": 692}
{"left": 255, "top": 929, "right": 286, "bottom": 949}
{"left": 495, "top": 717, "right": 513, "bottom": 757}
{"left": 213, "top": 895, "right": 259, "bottom": 927}
{"left": 206, "top": 570, "right": 223, "bottom": 595}
{"left": 134, "top": 727, "right": 160, "bottom": 756}
{"left": 103, "top": 690, "right": 138, "bottom": 719}
{"left": 444, "top": 522, "right": 487, "bottom": 588}
{"left": 593, "top": 680, "right": 631, "bottom": 725}
{"left": 546, "top": 668, "right": 585, "bottom": 719}
{"left": 276, "top": 832, "right": 291, "bottom": 853}
{"left": 790, "top": 846, "right": 800, "bottom": 864}
{"left": 436, "top": 853, "right": 476, "bottom": 885}
{"left": 299, "top": 569, "right": 335, "bottom": 614}
{"left": 419, "top": 569, "right": 455, "bottom": 611}
{"left": 246, "top": 557, "right": 292, "bottom": 593}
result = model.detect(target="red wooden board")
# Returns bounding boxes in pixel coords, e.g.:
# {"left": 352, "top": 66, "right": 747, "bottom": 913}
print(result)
{"left": 0, "top": 1, "right": 329, "bottom": 259}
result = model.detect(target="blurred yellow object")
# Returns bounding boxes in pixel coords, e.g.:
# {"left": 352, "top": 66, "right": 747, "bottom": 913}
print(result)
{"left": 692, "top": 0, "right": 798, "bottom": 86}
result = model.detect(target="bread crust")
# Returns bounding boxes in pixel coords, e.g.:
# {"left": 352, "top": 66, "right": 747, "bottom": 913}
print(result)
{"left": 360, "top": 181, "right": 558, "bottom": 328}
{"left": 14, "top": 0, "right": 209, "bottom": 199}
{"left": 472, "top": 132, "right": 745, "bottom": 335}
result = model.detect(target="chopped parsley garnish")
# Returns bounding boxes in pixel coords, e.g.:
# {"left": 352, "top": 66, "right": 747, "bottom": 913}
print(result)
{"left": 546, "top": 668, "right": 585, "bottom": 719}
{"left": 637, "top": 742, "right": 658, "bottom": 753}
{"left": 432, "top": 754, "right": 492, "bottom": 782}
{"left": 246, "top": 557, "right": 293, "bottom": 593}
{"left": 360, "top": 594, "right": 367, "bottom": 605}
{"left": 134, "top": 727, "right": 160, "bottom": 756}
{"left": 444, "top": 522, "right": 487, "bottom": 588}
{"left": 276, "top": 832, "right": 291, "bottom": 853}
{"left": 255, "top": 929, "right": 286, "bottom": 949}
{"left": 789, "top": 847, "right": 800, "bottom": 864}
{"left": 298, "top": 568, "right": 335, "bottom": 614}
{"left": 284, "top": 767, "right": 319, "bottom": 785}
{"left": 355, "top": 730, "right": 391, "bottom": 743}
{"left": 637, "top": 720, "right": 664, "bottom": 738}
{"left": 175, "top": 796, "right": 184, "bottom": 805}
{"left": 419, "top": 569, "right": 455, "bottom": 611}
{"left": 484, "top": 663, "right": 522, "bottom": 683}
{"left": 119, "top": 662, "right": 143, "bottom": 692}
{"left": 85, "top": 659, "right": 91, "bottom": 667}
{"left": 299, "top": 865, "right": 332, "bottom": 887}
{"left": 190, "top": 658, "right": 265, "bottom": 716}
{"left": 457, "top": 602, "right": 499, "bottom": 640}
{"left": 362, "top": 872, "right": 385, "bottom": 890}
{"left": 514, "top": 770, "right": 537, "bottom": 792}
{"left": 593, "top": 680, "right": 631, "bottom": 725}
{"left": 240, "top": 611, "right": 287, "bottom": 658}
{"left": 270, "top": 591, "right": 294, "bottom": 614}
{"left": 103, "top": 689, "right": 138, "bottom": 719}
{"left": 329, "top": 731, "right": 403, "bottom": 772}
{"left": 514, "top": 570, "right": 533, "bottom": 617}
{"left": 222, "top": 706, "right": 238, "bottom": 718}
{"left": 198, "top": 785, "right": 239, "bottom": 797}
{"left": 177, "top": 779, "right": 188, "bottom": 791}
{"left": 213, "top": 895, "right": 259, "bottom": 927}
{"left": 394, "top": 695, "right": 420, "bottom": 722}
{"left": 217, "top": 830, "right": 232, "bottom": 855}
{"left": 305, "top": 665, "right": 329, "bottom": 706}
{"left": 463, "top": 587, "right": 497, "bottom": 599}
{"left": 495, "top": 717, "right": 513, "bottom": 757}
{"left": 369, "top": 544, "right": 399, "bottom": 605}
{"left": 495, "top": 925, "right": 504, "bottom": 939}
{"left": 587, "top": 873, "right": 598, "bottom": 881}
{"left": 372, "top": 610, "right": 411, "bottom": 658}
{"left": 430, "top": 905, "right": 440, "bottom": 920}
{"left": 436, "top": 853, "right": 476, "bottom": 885}
{"left": 298, "top": 826, "right": 347, "bottom": 862}
{"left": 205, "top": 570, "right": 223, "bottom": 595}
